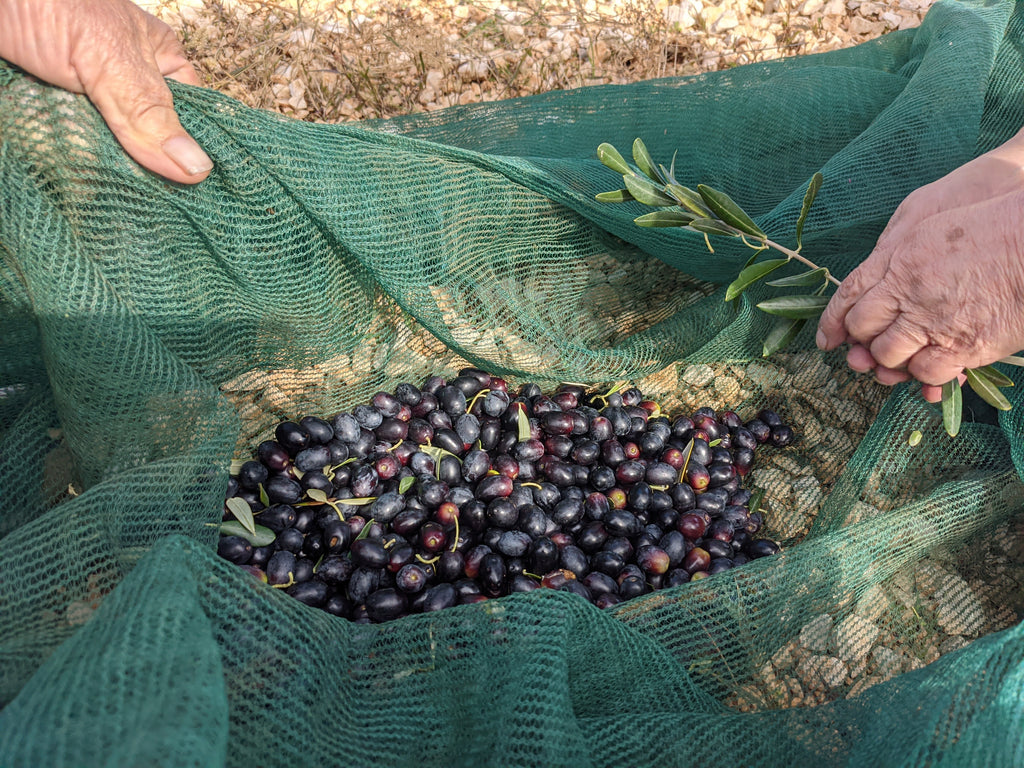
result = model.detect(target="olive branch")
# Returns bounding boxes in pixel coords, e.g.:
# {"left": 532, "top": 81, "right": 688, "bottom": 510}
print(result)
{"left": 595, "top": 138, "right": 1016, "bottom": 438}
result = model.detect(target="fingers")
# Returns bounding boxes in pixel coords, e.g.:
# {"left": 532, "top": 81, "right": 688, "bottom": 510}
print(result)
{"left": 816, "top": 248, "right": 891, "bottom": 350}
{"left": 906, "top": 346, "right": 969, "bottom": 387}
{"left": 72, "top": 7, "right": 211, "bottom": 184}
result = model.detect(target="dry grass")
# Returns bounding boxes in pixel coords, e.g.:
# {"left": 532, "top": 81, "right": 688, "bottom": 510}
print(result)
{"left": 144, "top": 0, "right": 918, "bottom": 122}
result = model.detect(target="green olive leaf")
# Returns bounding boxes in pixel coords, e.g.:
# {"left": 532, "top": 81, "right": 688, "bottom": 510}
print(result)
{"left": 632, "top": 138, "right": 663, "bottom": 183}
{"left": 623, "top": 174, "right": 677, "bottom": 207}
{"left": 686, "top": 218, "right": 739, "bottom": 237}
{"left": 762, "top": 317, "right": 806, "bottom": 357}
{"left": 595, "top": 189, "right": 634, "bottom": 203}
{"left": 755, "top": 294, "right": 829, "bottom": 319}
{"left": 597, "top": 142, "right": 632, "bottom": 174}
{"left": 696, "top": 184, "right": 766, "bottom": 239}
{"left": 747, "top": 487, "right": 766, "bottom": 517}
{"left": 220, "top": 520, "right": 276, "bottom": 547}
{"left": 229, "top": 458, "right": 248, "bottom": 476}
{"left": 335, "top": 497, "right": 379, "bottom": 505}
{"left": 258, "top": 483, "right": 270, "bottom": 507}
{"left": 665, "top": 184, "right": 714, "bottom": 217}
{"left": 353, "top": 518, "right": 376, "bottom": 542}
{"left": 634, "top": 210, "right": 697, "bottom": 227}
{"left": 972, "top": 364, "right": 1014, "bottom": 389}
{"left": 306, "top": 488, "right": 330, "bottom": 503}
{"left": 517, "top": 405, "right": 531, "bottom": 442}
{"left": 796, "top": 172, "right": 823, "bottom": 250}
{"left": 399, "top": 475, "right": 415, "bottom": 494}
{"left": 941, "top": 379, "right": 962, "bottom": 437}
{"left": 765, "top": 267, "right": 829, "bottom": 288}
{"left": 725, "top": 258, "right": 789, "bottom": 301}
{"left": 678, "top": 438, "right": 695, "bottom": 483}
{"left": 964, "top": 367, "right": 1013, "bottom": 411}
{"left": 225, "top": 497, "right": 256, "bottom": 536}
{"left": 999, "top": 355, "right": 1024, "bottom": 367}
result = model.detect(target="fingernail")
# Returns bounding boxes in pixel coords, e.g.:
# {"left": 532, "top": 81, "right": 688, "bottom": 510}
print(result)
{"left": 163, "top": 136, "right": 213, "bottom": 176}
{"left": 815, "top": 329, "right": 827, "bottom": 349}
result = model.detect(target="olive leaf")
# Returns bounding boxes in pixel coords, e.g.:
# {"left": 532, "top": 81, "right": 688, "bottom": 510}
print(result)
{"left": 595, "top": 189, "right": 634, "bottom": 203}
{"left": 725, "top": 258, "right": 789, "bottom": 301}
{"left": 220, "top": 520, "right": 276, "bottom": 547}
{"left": 517, "top": 405, "right": 531, "bottom": 442}
{"left": 596, "top": 142, "right": 631, "bottom": 174}
{"left": 964, "top": 367, "right": 1013, "bottom": 411}
{"left": 765, "top": 267, "right": 829, "bottom": 288}
{"left": 748, "top": 487, "right": 766, "bottom": 517}
{"left": 677, "top": 438, "right": 695, "bottom": 483}
{"left": 941, "top": 379, "right": 962, "bottom": 437}
{"left": 634, "top": 210, "right": 697, "bottom": 227}
{"left": 696, "top": 184, "right": 766, "bottom": 239}
{"left": 258, "top": 483, "right": 270, "bottom": 508}
{"left": 762, "top": 317, "right": 806, "bottom": 357}
{"left": 796, "top": 172, "right": 823, "bottom": 251}
{"left": 686, "top": 218, "right": 739, "bottom": 237}
{"left": 335, "top": 497, "right": 379, "bottom": 505}
{"left": 225, "top": 497, "right": 256, "bottom": 537}
{"left": 399, "top": 475, "right": 415, "bottom": 494}
{"left": 229, "top": 458, "right": 248, "bottom": 476}
{"left": 306, "top": 488, "right": 330, "bottom": 503}
{"left": 632, "top": 138, "right": 663, "bottom": 183}
{"left": 623, "top": 174, "right": 677, "bottom": 206}
{"left": 755, "top": 295, "right": 829, "bottom": 319}
{"left": 353, "top": 518, "right": 376, "bottom": 542}
{"left": 972, "top": 364, "right": 1014, "bottom": 389}
{"left": 665, "top": 184, "right": 714, "bottom": 217}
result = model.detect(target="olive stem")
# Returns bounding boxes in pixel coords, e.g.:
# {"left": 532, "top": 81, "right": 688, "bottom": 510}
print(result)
{"left": 762, "top": 237, "right": 842, "bottom": 287}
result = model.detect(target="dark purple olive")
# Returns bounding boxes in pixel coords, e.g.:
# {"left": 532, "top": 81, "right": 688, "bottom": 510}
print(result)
{"left": 478, "top": 553, "right": 507, "bottom": 597}
{"left": 365, "top": 588, "right": 407, "bottom": 622}
{"left": 217, "top": 535, "right": 252, "bottom": 564}
{"left": 275, "top": 421, "right": 311, "bottom": 455}
{"left": 287, "top": 580, "right": 328, "bottom": 607}
{"left": 747, "top": 538, "right": 782, "bottom": 558}
{"left": 421, "top": 583, "right": 457, "bottom": 612}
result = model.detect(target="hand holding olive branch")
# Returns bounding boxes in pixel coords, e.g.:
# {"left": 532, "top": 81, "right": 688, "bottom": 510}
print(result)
{"left": 595, "top": 138, "right": 1017, "bottom": 438}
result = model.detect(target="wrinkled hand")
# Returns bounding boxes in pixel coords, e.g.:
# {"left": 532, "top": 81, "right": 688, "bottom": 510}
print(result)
{"left": 0, "top": 0, "right": 211, "bottom": 183}
{"left": 816, "top": 132, "right": 1024, "bottom": 402}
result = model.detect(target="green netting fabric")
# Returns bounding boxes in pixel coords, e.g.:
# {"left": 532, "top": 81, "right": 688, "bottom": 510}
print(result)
{"left": 4, "top": 0, "right": 1024, "bottom": 764}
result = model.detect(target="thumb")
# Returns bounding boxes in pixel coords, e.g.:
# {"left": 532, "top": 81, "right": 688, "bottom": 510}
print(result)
{"left": 76, "top": 45, "right": 211, "bottom": 184}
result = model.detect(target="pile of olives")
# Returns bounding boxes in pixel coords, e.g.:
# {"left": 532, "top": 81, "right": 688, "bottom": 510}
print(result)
{"left": 218, "top": 369, "right": 792, "bottom": 623}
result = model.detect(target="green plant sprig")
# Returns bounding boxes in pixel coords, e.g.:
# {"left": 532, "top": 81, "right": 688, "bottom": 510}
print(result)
{"left": 595, "top": 138, "right": 1016, "bottom": 438}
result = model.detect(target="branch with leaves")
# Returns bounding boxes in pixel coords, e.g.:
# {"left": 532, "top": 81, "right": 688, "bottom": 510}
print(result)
{"left": 595, "top": 138, "right": 1016, "bottom": 438}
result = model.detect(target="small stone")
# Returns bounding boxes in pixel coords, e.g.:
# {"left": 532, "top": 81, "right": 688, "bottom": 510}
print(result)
{"left": 871, "top": 646, "right": 902, "bottom": 680}
{"left": 65, "top": 601, "right": 95, "bottom": 627}
{"left": 792, "top": 475, "right": 823, "bottom": 518}
{"left": 800, "top": 613, "right": 834, "bottom": 652}
{"left": 681, "top": 363, "right": 715, "bottom": 387}
{"left": 933, "top": 574, "right": 986, "bottom": 636}
{"left": 713, "top": 375, "right": 741, "bottom": 402}
{"left": 834, "top": 614, "right": 880, "bottom": 664}
{"left": 799, "top": 0, "right": 825, "bottom": 16}
{"left": 708, "top": 8, "right": 740, "bottom": 32}
{"left": 848, "top": 16, "right": 887, "bottom": 35}
{"left": 797, "top": 653, "right": 848, "bottom": 691}
{"left": 854, "top": 584, "right": 890, "bottom": 623}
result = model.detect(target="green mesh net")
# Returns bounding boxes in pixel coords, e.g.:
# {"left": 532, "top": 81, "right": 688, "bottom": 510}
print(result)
{"left": 4, "top": 0, "right": 1024, "bottom": 764}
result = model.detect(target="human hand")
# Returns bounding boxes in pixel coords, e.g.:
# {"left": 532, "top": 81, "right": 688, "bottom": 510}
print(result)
{"left": 816, "top": 132, "right": 1024, "bottom": 402}
{"left": 0, "top": 0, "right": 212, "bottom": 183}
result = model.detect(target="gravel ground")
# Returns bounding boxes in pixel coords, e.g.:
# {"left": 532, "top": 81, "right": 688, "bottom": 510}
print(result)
{"left": 143, "top": 0, "right": 938, "bottom": 121}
